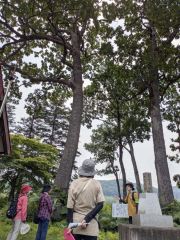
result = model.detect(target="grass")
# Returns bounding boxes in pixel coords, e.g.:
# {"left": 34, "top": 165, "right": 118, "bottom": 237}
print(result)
{"left": 0, "top": 221, "right": 65, "bottom": 240}
{"left": 0, "top": 220, "right": 118, "bottom": 240}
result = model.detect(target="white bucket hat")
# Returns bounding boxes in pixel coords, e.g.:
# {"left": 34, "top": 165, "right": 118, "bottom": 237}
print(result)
{"left": 20, "top": 223, "right": 31, "bottom": 235}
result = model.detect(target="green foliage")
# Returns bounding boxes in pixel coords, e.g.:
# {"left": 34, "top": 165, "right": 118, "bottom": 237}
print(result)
{"left": 173, "top": 175, "right": 180, "bottom": 189}
{"left": 0, "top": 193, "right": 8, "bottom": 208}
{"left": 50, "top": 188, "right": 68, "bottom": 222}
{"left": 99, "top": 203, "right": 127, "bottom": 233}
{"left": 163, "top": 86, "right": 180, "bottom": 162}
{"left": 0, "top": 0, "right": 101, "bottom": 81}
{"left": 0, "top": 211, "right": 118, "bottom": 239}
{"left": 27, "top": 192, "right": 40, "bottom": 220}
{"left": 99, "top": 203, "right": 117, "bottom": 232}
{"left": 0, "top": 221, "right": 65, "bottom": 240}
{"left": 162, "top": 201, "right": 180, "bottom": 226}
{"left": 99, "top": 231, "right": 118, "bottom": 240}
{"left": 162, "top": 86, "right": 180, "bottom": 187}
{"left": 0, "top": 134, "right": 58, "bottom": 199}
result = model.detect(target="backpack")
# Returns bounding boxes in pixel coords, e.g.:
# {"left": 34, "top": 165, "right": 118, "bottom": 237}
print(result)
{"left": 132, "top": 192, "right": 139, "bottom": 203}
{"left": 6, "top": 196, "right": 19, "bottom": 219}
{"left": 33, "top": 195, "right": 44, "bottom": 224}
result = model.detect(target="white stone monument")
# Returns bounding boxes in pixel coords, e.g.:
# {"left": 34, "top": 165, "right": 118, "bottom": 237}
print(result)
{"left": 133, "top": 173, "right": 174, "bottom": 228}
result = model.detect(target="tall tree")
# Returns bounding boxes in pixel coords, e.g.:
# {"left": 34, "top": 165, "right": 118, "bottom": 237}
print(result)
{"left": 84, "top": 60, "right": 150, "bottom": 193}
{"left": 104, "top": 0, "right": 179, "bottom": 205}
{"left": 40, "top": 87, "right": 70, "bottom": 151}
{"left": 0, "top": 0, "right": 101, "bottom": 189}
{"left": 16, "top": 87, "right": 70, "bottom": 153}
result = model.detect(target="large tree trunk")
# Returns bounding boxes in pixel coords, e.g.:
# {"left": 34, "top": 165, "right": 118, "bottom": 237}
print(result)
{"left": 149, "top": 81, "right": 174, "bottom": 206}
{"left": 148, "top": 24, "right": 174, "bottom": 206}
{"left": 118, "top": 144, "right": 126, "bottom": 197}
{"left": 55, "top": 31, "right": 83, "bottom": 190}
{"left": 116, "top": 103, "right": 127, "bottom": 197}
{"left": 110, "top": 159, "right": 121, "bottom": 199}
{"left": 115, "top": 172, "right": 121, "bottom": 200}
{"left": 128, "top": 141, "right": 142, "bottom": 193}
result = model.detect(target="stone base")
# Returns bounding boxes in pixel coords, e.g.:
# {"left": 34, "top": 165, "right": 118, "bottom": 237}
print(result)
{"left": 119, "top": 224, "right": 180, "bottom": 240}
{"left": 133, "top": 214, "right": 174, "bottom": 228}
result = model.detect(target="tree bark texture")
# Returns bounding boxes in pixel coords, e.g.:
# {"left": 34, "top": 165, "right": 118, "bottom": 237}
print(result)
{"left": 110, "top": 159, "right": 121, "bottom": 199}
{"left": 128, "top": 141, "right": 142, "bottom": 193}
{"left": 116, "top": 104, "right": 127, "bottom": 197}
{"left": 148, "top": 24, "right": 174, "bottom": 206}
{"left": 54, "top": 31, "right": 83, "bottom": 190}
{"left": 118, "top": 143, "right": 127, "bottom": 197}
{"left": 149, "top": 80, "right": 174, "bottom": 206}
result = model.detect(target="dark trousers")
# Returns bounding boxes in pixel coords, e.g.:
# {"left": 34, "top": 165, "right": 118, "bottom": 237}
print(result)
{"left": 73, "top": 234, "right": 97, "bottom": 240}
{"left": 35, "top": 219, "right": 49, "bottom": 240}
{"left": 129, "top": 216, "right": 132, "bottom": 224}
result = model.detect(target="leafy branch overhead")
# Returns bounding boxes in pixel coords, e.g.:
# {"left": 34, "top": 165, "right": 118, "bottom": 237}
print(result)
{"left": 0, "top": 0, "right": 100, "bottom": 86}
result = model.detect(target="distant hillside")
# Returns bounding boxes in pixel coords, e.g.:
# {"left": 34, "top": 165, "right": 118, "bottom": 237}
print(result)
{"left": 99, "top": 180, "right": 180, "bottom": 201}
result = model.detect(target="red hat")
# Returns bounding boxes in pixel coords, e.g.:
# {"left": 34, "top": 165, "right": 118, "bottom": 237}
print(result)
{"left": 20, "top": 185, "right": 32, "bottom": 193}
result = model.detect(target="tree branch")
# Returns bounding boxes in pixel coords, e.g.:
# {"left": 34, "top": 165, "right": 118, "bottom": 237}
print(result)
{"left": 163, "top": 23, "right": 180, "bottom": 45}
{"left": 160, "top": 74, "right": 180, "bottom": 101}
{"left": 123, "top": 144, "right": 131, "bottom": 154}
{"left": 2, "top": 42, "right": 26, "bottom": 62}
{"left": 1, "top": 63, "right": 74, "bottom": 88}
{"left": 0, "top": 16, "right": 72, "bottom": 49}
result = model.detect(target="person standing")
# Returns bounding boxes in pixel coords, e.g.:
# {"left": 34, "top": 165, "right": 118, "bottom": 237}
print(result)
{"left": 120, "top": 182, "right": 139, "bottom": 224}
{"left": 6, "top": 184, "right": 32, "bottom": 240}
{"left": 35, "top": 184, "right": 52, "bottom": 240}
{"left": 67, "top": 159, "right": 105, "bottom": 240}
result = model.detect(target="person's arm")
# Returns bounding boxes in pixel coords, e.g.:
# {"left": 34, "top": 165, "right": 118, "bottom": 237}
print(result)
{"left": 21, "top": 196, "right": 28, "bottom": 222}
{"left": 84, "top": 202, "right": 104, "bottom": 223}
{"left": 67, "top": 183, "right": 75, "bottom": 224}
{"left": 67, "top": 208, "right": 73, "bottom": 224}
{"left": 114, "top": 195, "right": 126, "bottom": 203}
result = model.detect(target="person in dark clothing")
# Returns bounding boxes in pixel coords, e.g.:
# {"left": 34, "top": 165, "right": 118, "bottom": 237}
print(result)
{"left": 35, "top": 184, "right": 52, "bottom": 240}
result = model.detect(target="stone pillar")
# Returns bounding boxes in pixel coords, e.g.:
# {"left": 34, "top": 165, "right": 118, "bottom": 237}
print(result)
{"left": 143, "top": 172, "right": 153, "bottom": 193}
{"left": 133, "top": 172, "right": 174, "bottom": 228}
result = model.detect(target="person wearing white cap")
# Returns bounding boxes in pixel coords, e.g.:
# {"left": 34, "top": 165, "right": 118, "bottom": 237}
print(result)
{"left": 67, "top": 159, "right": 105, "bottom": 240}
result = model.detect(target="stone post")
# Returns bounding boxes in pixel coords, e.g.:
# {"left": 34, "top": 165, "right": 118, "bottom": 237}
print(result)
{"left": 143, "top": 172, "right": 153, "bottom": 193}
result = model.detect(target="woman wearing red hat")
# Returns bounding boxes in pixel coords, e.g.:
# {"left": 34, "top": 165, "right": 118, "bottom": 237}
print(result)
{"left": 6, "top": 184, "right": 32, "bottom": 240}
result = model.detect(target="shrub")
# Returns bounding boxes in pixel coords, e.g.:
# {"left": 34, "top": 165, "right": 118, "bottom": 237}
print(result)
{"left": 0, "top": 193, "right": 8, "bottom": 208}
{"left": 162, "top": 200, "right": 180, "bottom": 226}
{"left": 99, "top": 203, "right": 128, "bottom": 232}
{"left": 99, "top": 231, "right": 118, "bottom": 240}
